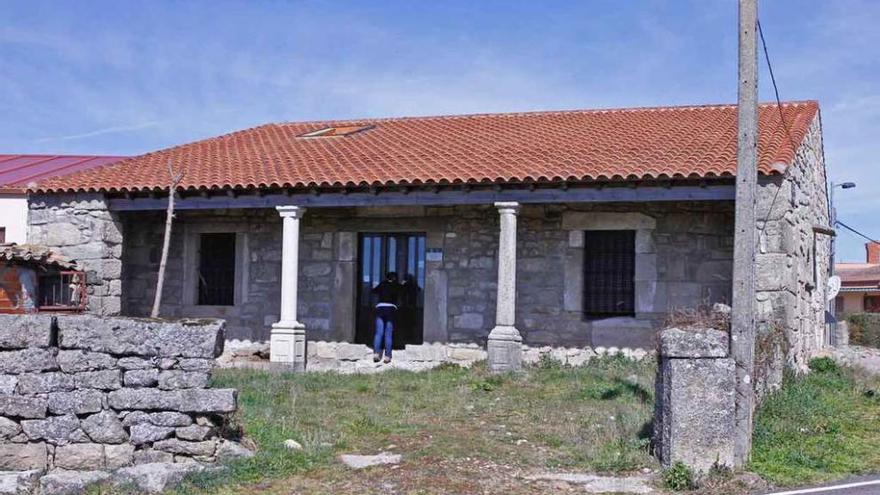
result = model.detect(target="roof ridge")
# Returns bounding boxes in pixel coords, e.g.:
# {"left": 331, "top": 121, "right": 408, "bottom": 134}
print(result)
{"left": 272, "top": 100, "right": 820, "bottom": 127}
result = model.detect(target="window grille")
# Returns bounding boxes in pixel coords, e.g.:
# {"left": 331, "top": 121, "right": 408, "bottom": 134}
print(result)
{"left": 37, "top": 270, "right": 87, "bottom": 312}
{"left": 198, "top": 233, "right": 236, "bottom": 306}
{"left": 583, "top": 230, "right": 635, "bottom": 317}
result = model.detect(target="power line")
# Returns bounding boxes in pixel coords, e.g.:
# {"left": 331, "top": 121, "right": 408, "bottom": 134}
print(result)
{"left": 754, "top": 19, "right": 826, "bottom": 246}
{"left": 755, "top": 18, "right": 795, "bottom": 239}
{"left": 836, "top": 219, "right": 880, "bottom": 245}
{"left": 757, "top": 19, "right": 800, "bottom": 155}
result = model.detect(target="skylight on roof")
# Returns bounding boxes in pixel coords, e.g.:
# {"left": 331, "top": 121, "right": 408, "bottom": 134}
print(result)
{"left": 299, "top": 124, "right": 374, "bottom": 138}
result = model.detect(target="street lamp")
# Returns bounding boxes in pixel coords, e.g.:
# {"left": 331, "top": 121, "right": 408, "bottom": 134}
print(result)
{"left": 831, "top": 181, "right": 856, "bottom": 235}
{"left": 830, "top": 181, "right": 856, "bottom": 333}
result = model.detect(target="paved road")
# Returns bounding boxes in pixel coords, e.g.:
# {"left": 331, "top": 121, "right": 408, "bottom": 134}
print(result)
{"left": 762, "top": 475, "right": 880, "bottom": 495}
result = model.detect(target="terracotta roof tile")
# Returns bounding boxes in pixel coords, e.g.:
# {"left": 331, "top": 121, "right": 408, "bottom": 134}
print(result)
{"left": 837, "top": 263, "right": 880, "bottom": 286}
{"left": 32, "top": 101, "right": 820, "bottom": 193}
{"left": 0, "top": 243, "right": 77, "bottom": 269}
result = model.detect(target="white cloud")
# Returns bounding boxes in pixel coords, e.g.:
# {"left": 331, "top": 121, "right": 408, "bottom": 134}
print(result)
{"left": 34, "top": 121, "right": 161, "bottom": 143}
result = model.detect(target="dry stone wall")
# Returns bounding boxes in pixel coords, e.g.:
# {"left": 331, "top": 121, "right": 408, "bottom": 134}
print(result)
{"left": 0, "top": 314, "right": 244, "bottom": 479}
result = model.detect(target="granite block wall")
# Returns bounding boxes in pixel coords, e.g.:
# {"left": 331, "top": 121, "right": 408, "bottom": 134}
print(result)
{"left": 27, "top": 193, "right": 124, "bottom": 316}
{"left": 0, "top": 314, "right": 241, "bottom": 473}
{"left": 754, "top": 113, "right": 831, "bottom": 395}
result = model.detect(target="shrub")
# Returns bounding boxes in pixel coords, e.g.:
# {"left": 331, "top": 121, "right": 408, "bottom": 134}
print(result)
{"left": 663, "top": 462, "right": 695, "bottom": 491}
{"left": 536, "top": 353, "right": 563, "bottom": 370}
{"left": 847, "top": 313, "right": 880, "bottom": 348}
{"left": 808, "top": 357, "right": 838, "bottom": 374}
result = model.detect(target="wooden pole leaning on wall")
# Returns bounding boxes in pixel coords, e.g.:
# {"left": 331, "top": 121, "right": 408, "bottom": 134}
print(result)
{"left": 151, "top": 161, "right": 184, "bottom": 318}
{"left": 731, "top": 0, "right": 759, "bottom": 467}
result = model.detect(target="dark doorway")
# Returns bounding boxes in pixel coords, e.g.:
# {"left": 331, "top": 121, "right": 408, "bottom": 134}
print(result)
{"left": 197, "top": 233, "right": 236, "bottom": 306}
{"left": 356, "top": 233, "right": 426, "bottom": 348}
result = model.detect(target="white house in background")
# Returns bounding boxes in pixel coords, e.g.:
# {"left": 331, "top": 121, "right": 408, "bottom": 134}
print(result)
{"left": 0, "top": 155, "right": 126, "bottom": 244}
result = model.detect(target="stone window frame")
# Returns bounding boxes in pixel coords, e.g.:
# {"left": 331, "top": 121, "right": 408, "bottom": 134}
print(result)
{"left": 181, "top": 224, "right": 250, "bottom": 309}
{"left": 562, "top": 211, "right": 658, "bottom": 320}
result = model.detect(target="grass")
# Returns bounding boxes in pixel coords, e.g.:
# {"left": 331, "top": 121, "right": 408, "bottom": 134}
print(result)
{"left": 166, "top": 355, "right": 657, "bottom": 494}
{"left": 750, "top": 357, "right": 880, "bottom": 486}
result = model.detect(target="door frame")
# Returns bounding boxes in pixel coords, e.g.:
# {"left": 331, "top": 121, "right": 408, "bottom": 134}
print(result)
{"left": 355, "top": 231, "right": 427, "bottom": 348}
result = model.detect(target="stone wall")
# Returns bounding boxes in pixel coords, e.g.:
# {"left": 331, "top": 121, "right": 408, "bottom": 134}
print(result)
{"left": 0, "top": 314, "right": 243, "bottom": 477}
{"left": 28, "top": 194, "right": 124, "bottom": 316}
{"left": 754, "top": 113, "right": 831, "bottom": 394}
{"left": 119, "top": 202, "right": 734, "bottom": 349}
{"left": 121, "top": 209, "right": 283, "bottom": 343}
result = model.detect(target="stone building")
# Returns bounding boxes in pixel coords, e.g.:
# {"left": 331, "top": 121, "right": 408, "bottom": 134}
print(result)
{"left": 27, "top": 101, "right": 832, "bottom": 371}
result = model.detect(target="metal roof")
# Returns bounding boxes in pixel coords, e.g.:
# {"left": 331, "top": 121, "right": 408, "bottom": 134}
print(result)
{"left": 0, "top": 155, "right": 127, "bottom": 190}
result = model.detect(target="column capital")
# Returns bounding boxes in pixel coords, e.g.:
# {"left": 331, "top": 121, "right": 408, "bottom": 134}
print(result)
{"left": 276, "top": 205, "right": 306, "bottom": 218}
{"left": 494, "top": 202, "right": 521, "bottom": 215}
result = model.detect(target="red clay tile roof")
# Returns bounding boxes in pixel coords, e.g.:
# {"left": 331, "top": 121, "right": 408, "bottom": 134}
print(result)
{"left": 0, "top": 155, "right": 127, "bottom": 191}
{"left": 32, "top": 101, "right": 819, "bottom": 194}
{"left": 837, "top": 263, "right": 880, "bottom": 287}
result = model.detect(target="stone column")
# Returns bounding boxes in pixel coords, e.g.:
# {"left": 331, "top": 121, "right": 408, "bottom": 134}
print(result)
{"left": 487, "top": 202, "right": 522, "bottom": 373}
{"left": 270, "top": 206, "right": 307, "bottom": 370}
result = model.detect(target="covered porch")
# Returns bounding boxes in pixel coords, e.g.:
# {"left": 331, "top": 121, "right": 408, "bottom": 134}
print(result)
{"left": 113, "top": 183, "right": 736, "bottom": 372}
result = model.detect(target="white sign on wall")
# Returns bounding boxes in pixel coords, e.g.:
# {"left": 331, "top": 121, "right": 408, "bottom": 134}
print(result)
{"left": 426, "top": 248, "right": 443, "bottom": 262}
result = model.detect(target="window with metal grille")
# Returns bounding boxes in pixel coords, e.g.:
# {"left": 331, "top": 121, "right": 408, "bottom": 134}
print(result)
{"left": 865, "top": 295, "right": 880, "bottom": 313}
{"left": 197, "top": 233, "right": 236, "bottom": 306}
{"left": 583, "top": 230, "right": 635, "bottom": 317}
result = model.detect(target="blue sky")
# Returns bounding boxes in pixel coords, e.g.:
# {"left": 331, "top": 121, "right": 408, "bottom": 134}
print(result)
{"left": 1, "top": 1, "right": 877, "bottom": 261}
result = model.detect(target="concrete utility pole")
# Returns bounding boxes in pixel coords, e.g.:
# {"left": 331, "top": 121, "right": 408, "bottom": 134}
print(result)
{"left": 731, "top": 0, "right": 759, "bottom": 467}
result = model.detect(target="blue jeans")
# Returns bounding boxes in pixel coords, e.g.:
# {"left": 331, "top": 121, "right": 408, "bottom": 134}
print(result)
{"left": 373, "top": 306, "right": 395, "bottom": 358}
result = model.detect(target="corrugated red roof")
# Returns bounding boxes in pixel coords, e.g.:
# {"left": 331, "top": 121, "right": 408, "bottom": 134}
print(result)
{"left": 32, "top": 101, "right": 819, "bottom": 194}
{"left": 0, "top": 155, "right": 127, "bottom": 190}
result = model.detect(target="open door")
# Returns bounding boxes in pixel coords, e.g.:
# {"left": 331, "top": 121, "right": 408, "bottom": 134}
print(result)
{"left": 356, "top": 233, "right": 426, "bottom": 348}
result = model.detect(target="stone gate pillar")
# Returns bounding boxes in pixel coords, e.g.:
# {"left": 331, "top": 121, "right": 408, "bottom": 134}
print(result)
{"left": 655, "top": 327, "right": 735, "bottom": 473}
{"left": 271, "top": 205, "right": 307, "bottom": 371}
{"left": 487, "top": 202, "right": 522, "bottom": 373}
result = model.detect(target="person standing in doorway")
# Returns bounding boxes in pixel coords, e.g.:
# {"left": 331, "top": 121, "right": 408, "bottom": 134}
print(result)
{"left": 372, "top": 272, "right": 401, "bottom": 363}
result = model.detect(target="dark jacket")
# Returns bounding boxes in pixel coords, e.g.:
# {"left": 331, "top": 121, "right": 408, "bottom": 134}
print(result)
{"left": 372, "top": 280, "right": 401, "bottom": 305}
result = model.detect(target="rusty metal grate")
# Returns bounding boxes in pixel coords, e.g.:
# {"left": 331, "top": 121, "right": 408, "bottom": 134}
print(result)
{"left": 583, "top": 230, "right": 635, "bottom": 317}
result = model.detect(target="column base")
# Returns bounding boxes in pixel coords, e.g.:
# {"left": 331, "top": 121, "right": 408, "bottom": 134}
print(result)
{"left": 487, "top": 325, "right": 522, "bottom": 373}
{"left": 270, "top": 321, "right": 307, "bottom": 371}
